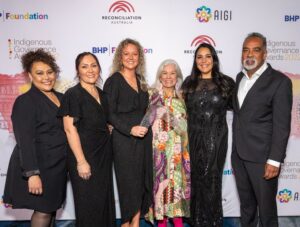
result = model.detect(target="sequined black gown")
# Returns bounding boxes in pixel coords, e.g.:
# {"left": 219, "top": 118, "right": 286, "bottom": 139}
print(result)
{"left": 183, "top": 77, "right": 234, "bottom": 227}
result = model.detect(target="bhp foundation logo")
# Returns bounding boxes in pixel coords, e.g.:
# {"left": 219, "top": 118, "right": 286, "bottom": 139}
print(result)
{"left": 191, "top": 35, "right": 216, "bottom": 47}
{"left": 109, "top": 1, "right": 135, "bottom": 12}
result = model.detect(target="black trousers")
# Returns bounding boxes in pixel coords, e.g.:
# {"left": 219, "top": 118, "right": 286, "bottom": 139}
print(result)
{"left": 231, "top": 150, "right": 279, "bottom": 227}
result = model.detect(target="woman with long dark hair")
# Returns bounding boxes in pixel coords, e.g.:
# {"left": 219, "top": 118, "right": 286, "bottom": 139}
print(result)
{"left": 182, "top": 43, "right": 235, "bottom": 227}
{"left": 58, "top": 52, "right": 115, "bottom": 226}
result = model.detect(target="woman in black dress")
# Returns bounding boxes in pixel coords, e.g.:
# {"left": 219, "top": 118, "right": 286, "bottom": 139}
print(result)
{"left": 58, "top": 52, "right": 115, "bottom": 226}
{"left": 103, "top": 38, "right": 152, "bottom": 227}
{"left": 182, "top": 43, "right": 235, "bottom": 227}
{"left": 3, "top": 49, "right": 67, "bottom": 227}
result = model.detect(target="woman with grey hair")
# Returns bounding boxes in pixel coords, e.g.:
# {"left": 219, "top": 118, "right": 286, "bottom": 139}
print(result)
{"left": 103, "top": 38, "right": 153, "bottom": 227}
{"left": 146, "top": 59, "right": 191, "bottom": 227}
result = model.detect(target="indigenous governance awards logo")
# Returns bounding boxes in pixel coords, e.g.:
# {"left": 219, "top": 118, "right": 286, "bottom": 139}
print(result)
{"left": 7, "top": 38, "right": 57, "bottom": 60}
{"left": 267, "top": 40, "right": 300, "bottom": 61}
{"left": 102, "top": 1, "right": 142, "bottom": 24}
{"left": 183, "top": 35, "right": 222, "bottom": 54}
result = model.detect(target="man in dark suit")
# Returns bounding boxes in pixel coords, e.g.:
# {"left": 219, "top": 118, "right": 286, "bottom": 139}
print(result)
{"left": 231, "top": 32, "right": 293, "bottom": 227}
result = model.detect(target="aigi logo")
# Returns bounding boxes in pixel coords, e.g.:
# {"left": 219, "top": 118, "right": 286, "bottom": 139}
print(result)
{"left": 196, "top": 6, "right": 212, "bottom": 22}
{"left": 195, "top": 5, "right": 232, "bottom": 23}
{"left": 102, "top": 1, "right": 142, "bottom": 24}
{"left": 109, "top": 1, "right": 135, "bottom": 12}
{"left": 0, "top": 10, "right": 48, "bottom": 22}
{"left": 277, "top": 189, "right": 293, "bottom": 203}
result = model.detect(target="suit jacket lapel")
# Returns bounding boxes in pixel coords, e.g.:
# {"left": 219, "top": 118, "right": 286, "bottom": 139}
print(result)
{"left": 234, "top": 73, "right": 243, "bottom": 111}
{"left": 30, "top": 84, "right": 59, "bottom": 111}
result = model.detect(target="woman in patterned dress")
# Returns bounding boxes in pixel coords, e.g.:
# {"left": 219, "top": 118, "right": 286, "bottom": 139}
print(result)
{"left": 147, "top": 59, "right": 190, "bottom": 227}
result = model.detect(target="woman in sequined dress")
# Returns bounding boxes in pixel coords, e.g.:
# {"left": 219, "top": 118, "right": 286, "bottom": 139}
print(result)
{"left": 181, "top": 43, "right": 235, "bottom": 227}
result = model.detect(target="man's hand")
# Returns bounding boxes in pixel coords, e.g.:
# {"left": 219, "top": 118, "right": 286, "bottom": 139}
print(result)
{"left": 263, "top": 163, "right": 280, "bottom": 180}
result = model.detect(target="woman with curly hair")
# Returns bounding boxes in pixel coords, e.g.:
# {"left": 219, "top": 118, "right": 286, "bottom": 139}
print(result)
{"left": 103, "top": 38, "right": 152, "bottom": 227}
{"left": 3, "top": 49, "right": 67, "bottom": 227}
{"left": 182, "top": 43, "right": 235, "bottom": 227}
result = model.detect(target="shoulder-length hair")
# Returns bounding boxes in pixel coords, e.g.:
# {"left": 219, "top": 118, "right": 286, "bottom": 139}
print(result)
{"left": 111, "top": 38, "right": 148, "bottom": 91}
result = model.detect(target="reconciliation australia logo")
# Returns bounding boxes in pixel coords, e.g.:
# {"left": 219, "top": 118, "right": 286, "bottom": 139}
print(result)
{"left": 102, "top": 1, "right": 142, "bottom": 24}
{"left": 183, "top": 35, "right": 222, "bottom": 54}
{"left": 0, "top": 10, "right": 48, "bottom": 22}
{"left": 8, "top": 38, "right": 57, "bottom": 60}
{"left": 195, "top": 5, "right": 232, "bottom": 23}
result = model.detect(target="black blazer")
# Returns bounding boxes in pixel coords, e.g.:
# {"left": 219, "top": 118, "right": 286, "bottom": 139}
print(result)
{"left": 11, "top": 84, "right": 67, "bottom": 176}
{"left": 232, "top": 64, "right": 293, "bottom": 163}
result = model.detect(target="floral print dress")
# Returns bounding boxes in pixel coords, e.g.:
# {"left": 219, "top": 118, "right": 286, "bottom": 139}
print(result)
{"left": 147, "top": 89, "right": 190, "bottom": 222}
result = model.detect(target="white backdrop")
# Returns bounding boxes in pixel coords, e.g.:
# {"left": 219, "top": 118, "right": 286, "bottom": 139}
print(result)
{"left": 0, "top": 0, "right": 300, "bottom": 220}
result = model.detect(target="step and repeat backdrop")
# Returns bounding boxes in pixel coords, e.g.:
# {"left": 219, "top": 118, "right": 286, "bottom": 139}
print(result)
{"left": 0, "top": 0, "right": 299, "bottom": 220}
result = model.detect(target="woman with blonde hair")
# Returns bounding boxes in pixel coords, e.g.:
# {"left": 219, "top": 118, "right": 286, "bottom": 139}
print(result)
{"left": 147, "top": 59, "right": 190, "bottom": 227}
{"left": 104, "top": 38, "right": 153, "bottom": 227}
